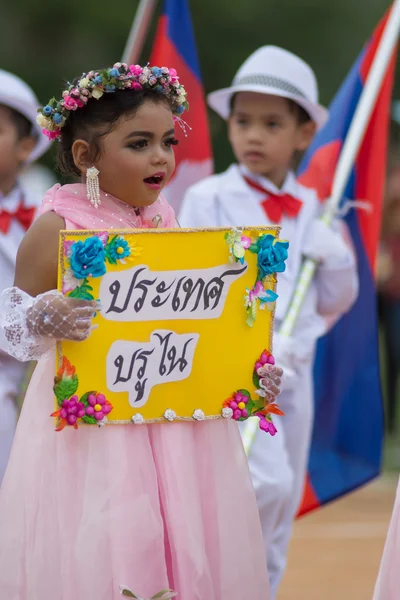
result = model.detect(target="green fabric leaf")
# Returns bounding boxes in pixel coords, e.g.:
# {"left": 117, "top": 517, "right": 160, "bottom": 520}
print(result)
{"left": 81, "top": 415, "right": 98, "bottom": 425}
{"left": 252, "top": 398, "right": 266, "bottom": 412}
{"left": 249, "top": 242, "right": 259, "bottom": 253}
{"left": 68, "top": 287, "right": 94, "bottom": 301}
{"left": 54, "top": 375, "right": 79, "bottom": 404}
{"left": 252, "top": 370, "right": 260, "bottom": 388}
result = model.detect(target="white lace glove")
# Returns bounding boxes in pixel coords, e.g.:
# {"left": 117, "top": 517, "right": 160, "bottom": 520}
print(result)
{"left": 302, "top": 219, "right": 350, "bottom": 268}
{"left": 273, "top": 333, "right": 298, "bottom": 392}
{"left": 0, "top": 287, "right": 98, "bottom": 362}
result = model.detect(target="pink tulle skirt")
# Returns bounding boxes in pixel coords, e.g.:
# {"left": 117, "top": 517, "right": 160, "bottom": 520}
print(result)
{"left": 0, "top": 352, "right": 270, "bottom": 600}
{"left": 373, "top": 477, "right": 400, "bottom": 599}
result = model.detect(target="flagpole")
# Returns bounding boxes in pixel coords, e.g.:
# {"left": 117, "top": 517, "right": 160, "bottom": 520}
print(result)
{"left": 242, "top": 0, "right": 400, "bottom": 456}
{"left": 122, "top": 0, "right": 159, "bottom": 64}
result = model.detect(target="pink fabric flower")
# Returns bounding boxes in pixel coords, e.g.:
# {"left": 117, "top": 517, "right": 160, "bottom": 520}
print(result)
{"left": 223, "top": 391, "right": 249, "bottom": 420}
{"left": 131, "top": 82, "right": 143, "bottom": 90}
{"left": 43, "top": 129, "right": 61, "bottom": 140}
{"left": 62, "top": 95, "right": 80, "bottom": 110}
{"left": 85, "top": 393, "right": 113, "bottom": 421}
{"left": 241, "top": 235, "right": 251, "bottom": 249}
{"left": 129, "top": 64, "right": 143, "bottom": 77}
{"left": 258, "top": 416, "right": 277, "bottom": 436}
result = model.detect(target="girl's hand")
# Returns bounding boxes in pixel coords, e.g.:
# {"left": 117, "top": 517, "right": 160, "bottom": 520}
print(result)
{"left": 27, "top": 291, "right": 99, "bottom": 342}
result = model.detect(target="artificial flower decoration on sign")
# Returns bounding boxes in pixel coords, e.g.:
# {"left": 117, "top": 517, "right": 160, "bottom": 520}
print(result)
{"left": 51, "top": 357, "right": 113, "bottom": 430}
{"left": 55, "top": 227, "right": 286, "bottom": 431}
{"left": 63, "top": 232, "right": 141, "bottom": 301}
{"left": 225, "top": 228, "right": 289, "bottom": 326}
{"left": 222, "top": 349, "right": 284, "bottom": 435}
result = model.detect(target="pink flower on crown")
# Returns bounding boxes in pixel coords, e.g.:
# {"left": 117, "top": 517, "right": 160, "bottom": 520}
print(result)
{"left": 131, "top": 82, "right": 143, "bottom": 90}
{"left": 43, "top": 129, "right": 61, "bottom": 140}
{"left": 129, "top": 64, "right": 143, "bottom": 77}
{"left": 169, "top": 68, "right": 179, "bottom": 82}
{"left": 63, "top": 95, "right": 83, "bottom": 110}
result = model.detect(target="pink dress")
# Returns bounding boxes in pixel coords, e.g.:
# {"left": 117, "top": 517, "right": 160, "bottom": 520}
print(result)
{"left": 0, "top": 184, "right": 270, "bottom": 600}
{"left": 373, "top": 477, "right": 400, "bottom": 599}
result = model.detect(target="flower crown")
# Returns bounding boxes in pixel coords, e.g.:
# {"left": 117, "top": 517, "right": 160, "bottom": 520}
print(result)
{"left": 36, "top": 63, "right": 189, "bottom": 141}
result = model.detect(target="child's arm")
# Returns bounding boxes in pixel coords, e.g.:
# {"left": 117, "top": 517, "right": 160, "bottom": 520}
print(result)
{"left": 0, "top": 212, "right": 98, "bottom": 362}
{"left": 303, "top": 219, "right": 359, "bottom": 317}
{"left": 14, "top": 211, "right": 65, "bottom": 295}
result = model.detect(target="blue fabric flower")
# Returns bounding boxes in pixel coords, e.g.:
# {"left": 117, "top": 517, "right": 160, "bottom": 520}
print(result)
{"left": 109, "top": 68, "right": 120, "bottom": 77}
{"left": 70, "top": 236, "right": 106, "bottom": 279}
{"left": 43, "top": 105, "right": 52, "bottom": 116}
{"left": 105, "top": 84, "right": 116, "bottom": 92}
{"left": 105, "top": 236, "right": 131, "bottom": 264}
{"left": 175, "top": 104, "right": 185, "bottom": 115}
{"left": 257, "top": 235, "right": 289, "bottom": 278}
{"left": 151, "top": 67, "right": 162, "bottom": 77}
{"left": 52, "top": 113, "right": 63, "bottom": 124}
{"left": 94, "top": 75, "right": 103, "bottom": 84}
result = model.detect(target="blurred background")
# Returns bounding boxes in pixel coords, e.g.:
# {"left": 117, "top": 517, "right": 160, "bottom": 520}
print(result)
{"left": 2, "top": 0, "right": 400, "bottom": 597}
{"left": 1, "top": 0, "right": 398, "bottom": 173}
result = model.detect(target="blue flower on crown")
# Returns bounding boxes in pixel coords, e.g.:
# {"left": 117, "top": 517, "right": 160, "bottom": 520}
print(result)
{"left": 151, "top": 67, "right": 163, "bottom": 77}
{"left": 94, "top": 75, "right": 103, "bottom": 85}
{"left": 105, "top": 84, "right": 116, "bottom": 92}
{"left": 52, "top": 113, "right": 63, "bottom": 124}
{"left": 43, "top": 105, "right": 52, "bottom": 116}
{"left": 109, "top": 68, "right": 120, "bottom": 78}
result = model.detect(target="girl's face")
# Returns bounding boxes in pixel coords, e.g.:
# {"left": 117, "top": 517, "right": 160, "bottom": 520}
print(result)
{"left": 92, "top": 100, "right": 177, "bottom": 208}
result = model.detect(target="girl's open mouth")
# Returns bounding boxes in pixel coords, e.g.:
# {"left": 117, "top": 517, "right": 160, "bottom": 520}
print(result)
{"left": 143, "top": 172, "right": 166, "bottom": 189}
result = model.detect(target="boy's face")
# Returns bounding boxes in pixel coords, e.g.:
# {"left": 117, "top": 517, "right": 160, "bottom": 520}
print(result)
{"left": 0, "top": 105, "right": 35, "bottom": 195}
{"left": 228, "top": 92, "right": 316, "bottom": 187}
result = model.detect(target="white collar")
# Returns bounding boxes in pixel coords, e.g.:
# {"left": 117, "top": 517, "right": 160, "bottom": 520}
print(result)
{"left": 0, "top": 185, "right": 23, "bottom": 213}
{"left": 238, "top": 164, "right": 298, "bottom": 197}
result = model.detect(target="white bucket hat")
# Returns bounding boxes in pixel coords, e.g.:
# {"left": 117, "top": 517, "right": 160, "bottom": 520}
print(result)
{"left": 208, "top": 46, "right": 329, "bottom": 130}
{"left": 0, "top": 69, "right": 50, "bottom": 163}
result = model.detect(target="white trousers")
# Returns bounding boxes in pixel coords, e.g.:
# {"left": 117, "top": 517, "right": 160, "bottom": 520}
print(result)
{"left": 240, "top": 363, "right": 314, "bottom": 598}
{"left": 0, "top": 355, "right": 27, "bottom": 486}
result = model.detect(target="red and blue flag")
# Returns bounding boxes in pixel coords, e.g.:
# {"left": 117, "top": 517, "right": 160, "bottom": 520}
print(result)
{"left": 150, "top": 0, "right": 213, "bottom": 212}
{"left": 298, "top": 7, "right": 397, "bottom": 515}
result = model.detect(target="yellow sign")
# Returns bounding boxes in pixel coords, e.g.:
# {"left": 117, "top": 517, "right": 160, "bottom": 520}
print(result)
{"left": 55, "top": 227, "right": 284, "bottom": 429}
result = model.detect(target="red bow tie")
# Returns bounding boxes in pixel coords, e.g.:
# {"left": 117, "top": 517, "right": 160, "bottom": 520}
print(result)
{"left": 0, "top": 203, "right": 35, "bottom": 234}
{"left": 243, "top": 176, "right": 303, "bottom": 223}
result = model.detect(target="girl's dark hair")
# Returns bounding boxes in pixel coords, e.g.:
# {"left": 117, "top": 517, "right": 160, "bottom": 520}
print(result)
{"left": 229, "top": 93, "right": 312, "bottom": 124}
{"left": 57, "top": 88, "right": 172, "bottom": 177}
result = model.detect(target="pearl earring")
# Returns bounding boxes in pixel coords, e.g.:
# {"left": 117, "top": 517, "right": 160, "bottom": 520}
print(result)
{"left": 86, "top": 166, "right": 100, "bottom": 208}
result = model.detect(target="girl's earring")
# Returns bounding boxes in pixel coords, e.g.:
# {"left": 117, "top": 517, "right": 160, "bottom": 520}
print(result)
{"left": 86, "top": 166, "right": 101, "bottom": 208}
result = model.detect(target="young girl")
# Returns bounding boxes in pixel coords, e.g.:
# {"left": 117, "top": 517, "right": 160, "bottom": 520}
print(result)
{"left": 0, "top": 63, "right": 282, "bottom": 600}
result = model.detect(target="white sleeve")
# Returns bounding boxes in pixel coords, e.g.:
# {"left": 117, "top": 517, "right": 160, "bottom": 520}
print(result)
{"left": 315, "top": 221, "right": 359, "bottom": 317}
{"left": 178, "top": 185, "right": 215, "bottom": 228}
{"left": 0, "top": 287, "right": 55, "bottom": 362}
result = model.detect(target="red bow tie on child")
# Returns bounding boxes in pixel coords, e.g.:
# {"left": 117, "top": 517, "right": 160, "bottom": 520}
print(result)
{"left": 243, "top": 176, "right": 303, "bottom": 223}
{"left": 0, "top": 203, "right": 35, "bottom": 234}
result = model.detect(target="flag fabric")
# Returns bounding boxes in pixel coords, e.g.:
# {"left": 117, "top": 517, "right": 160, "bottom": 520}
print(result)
{"left": 297, "top": 7, "right": 397, "bottom": 516}
{"left": 150, "top": 0, "right": 213, "bottom": 213}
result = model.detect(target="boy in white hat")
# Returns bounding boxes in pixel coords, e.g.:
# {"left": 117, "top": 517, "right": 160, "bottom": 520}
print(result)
{"left": 0, "top": 69, "right": 51, "bottom": 486}
{"left": 179, "top": 46, "right": 359, "bottom": 596}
